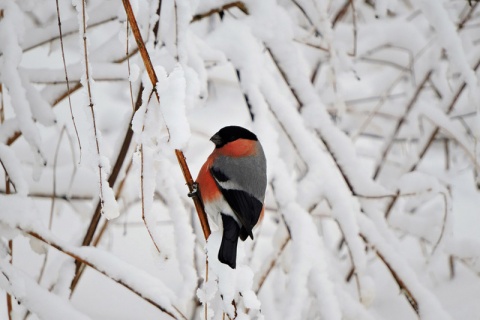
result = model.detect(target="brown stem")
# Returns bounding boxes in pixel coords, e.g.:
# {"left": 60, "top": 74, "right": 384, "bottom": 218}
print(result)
{"left": 332, "top": 0, "right": 351, "bottom": 26}
{"left": 372, "top": 70, "right": 432, "bottom": 180}
{"left": 175, "top": 150, "right": 211, "bottom": 239}
{"left": 191, "top": 1, "right": 248, "bottom": 22}
{"left": 70, "top": 84, "right": 144, "bottom": 293}
{"left": 7, "top": 239, "right": 12, "bottom": 320}
{"left": 4, "top": 150, "right": 13, "bottom": 320}
{"left": 122, "top": 0, "right": 158, "bottom": 89}
{"left": 360, "top": 233, "right": 419, "bottom": 314}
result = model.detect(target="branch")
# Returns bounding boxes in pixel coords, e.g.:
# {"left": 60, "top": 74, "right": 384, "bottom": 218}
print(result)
{"left": 175, "top": 150, "right": 210, "bottom": 239}
{"left": 385, "top": 56, "right": 480, "bottom": 218}
{"left": 19, "top": 227, "right": 186, "bottom": 319}
{"left": 121, "top": 0, "right": 210, "bottom": 241}
{"left": 191, "top": 1, "right": 248, "bottom": 22}
{"left": 372, "top": 70, "right": 433, "bottom": 180}
{"left": 70, "top": 84, "right": 144, "bottom": 292}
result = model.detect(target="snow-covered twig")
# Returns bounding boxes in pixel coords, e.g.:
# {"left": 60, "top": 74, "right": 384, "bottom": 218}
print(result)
{"left": 373, "top": 70, "right": 432, "bottom": 180}
{"left": 71, "top": 84, "right": 144, "bottom": 293}
{"left": 17, "top": 226, "right": 187, "bottom": 319}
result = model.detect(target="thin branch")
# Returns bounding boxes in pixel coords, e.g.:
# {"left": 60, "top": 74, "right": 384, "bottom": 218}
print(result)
{"left": 23, "top": 16, "right": 117, "bottom": 53}
{"left": 332, "top": 0, "right": 351, "bottom": 26}
{"left": 175, "top": 150, "right": 211, "bottom": 239}
{"left": 79, "top": 0, "right": 106, "bottom": 217}
{"left": 153, "top": 0, "right": 163, "bottom": 47}
{"left": 372, "top": 241, "right": 419, "bottom": 313}
{"left": 191, "top": 1, "right": 248, "bottom": 22}
{"left": 121, "top": 0, "right": 210, "bottom": 241}
{"left": 6, "top": 238, "right": 12, "bottom": 320}
{"left": 4, "top": 158, "right": 13, "bottom": 320}
{"left": 20, "top": 227, "right": 186, "bottom": 319}
{"left": 126, "top": 22, "right": 135, "bottom": 113}
{"left": 255, "top": 234, "right": 290, "bottom": 293}
{"left": 358, "top": 232, "right": 419, "bottom": 314}
{"left": 55, "top": 0, "right": 82, "bottom": 161}
{"left": 122, "top": 0, "right": 159, "bottom": 89}
{"left": 385, "top": 56, "right": 480, "bottom": 218}
{"left": 372, "top": 70, "right": 432, "bottom": 180}
{"left": 71, "top": 84, "right": 144, "bottom": 292}
{"left": 349, "top": 0, "right": 357, "bottom": 57}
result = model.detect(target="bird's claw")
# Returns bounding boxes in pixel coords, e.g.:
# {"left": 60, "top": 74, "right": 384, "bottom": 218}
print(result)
{"left": 188, "top": 182, "right": 199, "bottom": 198}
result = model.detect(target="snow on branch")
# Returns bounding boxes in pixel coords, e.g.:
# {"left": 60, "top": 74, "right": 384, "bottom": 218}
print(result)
{"left": 0, "top": 260, "right": 90, "bottom": 320}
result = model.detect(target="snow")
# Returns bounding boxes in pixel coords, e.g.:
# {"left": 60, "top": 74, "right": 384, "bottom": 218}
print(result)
{"left": 0, "top": 144, "right": 28, "bottom": 195}
{"left": 0, "top": 1, "right": 46, "bottom": 171}
{"left": 0, "top": 260, "right": 90, "bottom": 320}
{"left": 204, "top": 232, "right": 262, "bottom": 319}
{"left": 2, "top": 0, "right": 480, "bottom": 319}
{"left": 156, "top": 65, "right": 191, "bottom": 150}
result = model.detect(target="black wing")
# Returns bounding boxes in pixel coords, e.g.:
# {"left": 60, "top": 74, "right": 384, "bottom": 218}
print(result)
{"left": 210, "top": 166, "right": 262, "bottom": 240}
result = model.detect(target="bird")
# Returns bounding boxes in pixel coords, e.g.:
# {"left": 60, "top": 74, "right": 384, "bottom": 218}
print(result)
{"left": 194, "top": 126, "right": 267, "bottom": 269}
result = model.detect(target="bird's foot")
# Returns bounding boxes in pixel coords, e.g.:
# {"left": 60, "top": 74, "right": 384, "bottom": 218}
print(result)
{"left": 188, "top": 182, "right": 199, "bottom": 198}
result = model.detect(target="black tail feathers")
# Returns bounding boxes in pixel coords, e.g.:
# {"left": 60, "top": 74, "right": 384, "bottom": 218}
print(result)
{"left": 219, "top": 214, "right": 240, "bottom": 269}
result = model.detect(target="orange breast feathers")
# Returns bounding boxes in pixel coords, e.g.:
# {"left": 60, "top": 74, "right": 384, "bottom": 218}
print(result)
{"left": 196, "top": 139, "right": 258, "bottom": 203}
{"left": 196, "top": 155, "right": 220, "bottom": 203}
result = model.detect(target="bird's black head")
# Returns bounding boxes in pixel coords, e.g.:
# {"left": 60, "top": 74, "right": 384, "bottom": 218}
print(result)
{"left": 210, "top": 126, "right": 258, "bottom": 148}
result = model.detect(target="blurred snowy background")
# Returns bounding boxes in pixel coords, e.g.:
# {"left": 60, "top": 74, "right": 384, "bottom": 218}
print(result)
{"left": 2, "top": 0, "right": 480, "bottom": 319}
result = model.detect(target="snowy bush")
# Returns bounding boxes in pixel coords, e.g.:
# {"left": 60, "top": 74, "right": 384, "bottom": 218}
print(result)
{"left": 1, "top": 0, "right": 480, "bottom": 319}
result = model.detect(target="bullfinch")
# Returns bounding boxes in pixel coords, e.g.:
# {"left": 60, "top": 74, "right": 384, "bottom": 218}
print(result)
{"left": 194, "top": 126, "right": 267, "bottom": 269}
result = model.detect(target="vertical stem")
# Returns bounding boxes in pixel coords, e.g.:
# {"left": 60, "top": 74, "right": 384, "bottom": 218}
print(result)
{"left": 5, "top": 173, "right": 13, "bottom": 320}
{"left": 174, "top": 150, "right": 210, "bottom": 239}
{"left": 7, "top": 239, "right": 12, "bottom": 320}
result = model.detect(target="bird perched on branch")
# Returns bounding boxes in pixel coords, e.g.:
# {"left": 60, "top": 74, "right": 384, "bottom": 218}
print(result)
{"left": 194, "top": 126, "right": 267, "bottom": 269}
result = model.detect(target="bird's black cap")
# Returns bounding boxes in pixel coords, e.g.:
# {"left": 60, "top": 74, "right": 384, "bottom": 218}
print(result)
{"left": 210, "top": 126, "right": 257, "bottom": 148}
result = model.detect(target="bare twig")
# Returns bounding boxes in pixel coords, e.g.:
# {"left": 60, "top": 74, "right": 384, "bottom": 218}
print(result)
{"left": 191, "top": 1, "right": 248, "bottom": 22}
{"left": 78, "top": 0, "right": 106, "bottom": 218}
{"left": 126, "top": 22, "right": 135, "bottom": 112}
{"left": 175, "top": 150, "right": 211, "bottom": 239}
{"left": 5, "top": 164, "right": 12, "bottom": 320}
{"left": 55, "top": 0, "right": 82, "bottom": 161}
{"left": 385, "top": 57, "right": 480, "bottom": 218}
{"left": 36, "top": 126, "right": 68, "bottom": 291}
{"left": 360, "top": 233, "right": 419, "bottom": 314}
{"left": 349, "top": 0, "right": 357, "bottom": 57}
{"left": 372, "top": 70, "right": 432, "bottom": 180}
{"left": 153, "top": 0, "right": 163, "bottom": 47}
{"left": 7, "top": 238, "right": 12, "bottom": 320}
{"left": 255, "top": 235, "right": 290, "bottom": 293}
{"left": 122, "top": 0, "right": 159, "bottom": 89}
{"left": 332, "top": 0, "right": 351, "bottom": 26}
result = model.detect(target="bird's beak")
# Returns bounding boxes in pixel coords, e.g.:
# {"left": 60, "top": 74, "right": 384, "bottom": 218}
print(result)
{"left": 210, "top": 133, "right": 222, "bottom": 146}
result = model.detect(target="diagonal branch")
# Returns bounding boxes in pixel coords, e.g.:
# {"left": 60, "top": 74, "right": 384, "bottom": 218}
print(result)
{"left": 71, "top": 84, "right": 144, "bottom": 292}
{"left": 191, "top": 1, "right": 248, "bottom": 22}
{"left": 372, "top": 70, "right": 433, "bottom": 180}
{"left": 20, "top": 227, "right": 186, "bottom": 320}
{"left": 121, "top": 0, "right": 210, "bottom": 241}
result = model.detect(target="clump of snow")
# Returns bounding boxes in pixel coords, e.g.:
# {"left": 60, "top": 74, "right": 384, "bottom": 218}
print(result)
{"left": 0, "top": 1, "right": 46, "bottom": 175}
{"left": 99, "top": 155, "right": 119, "bottom": 219}
{"left": 205, "top": 232, "right": 262, "bottom": 318}
{"left": 0, "top": 260, "right": 90, "bottom": 320}
{"left": 0, "top": 144, "right": 29, "bottom": 195}
{"left": 156, "top": 64, "right": 191, "bottom": 150}
{"left": 129, "top": 63, "right": 140, "bottom": 82}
